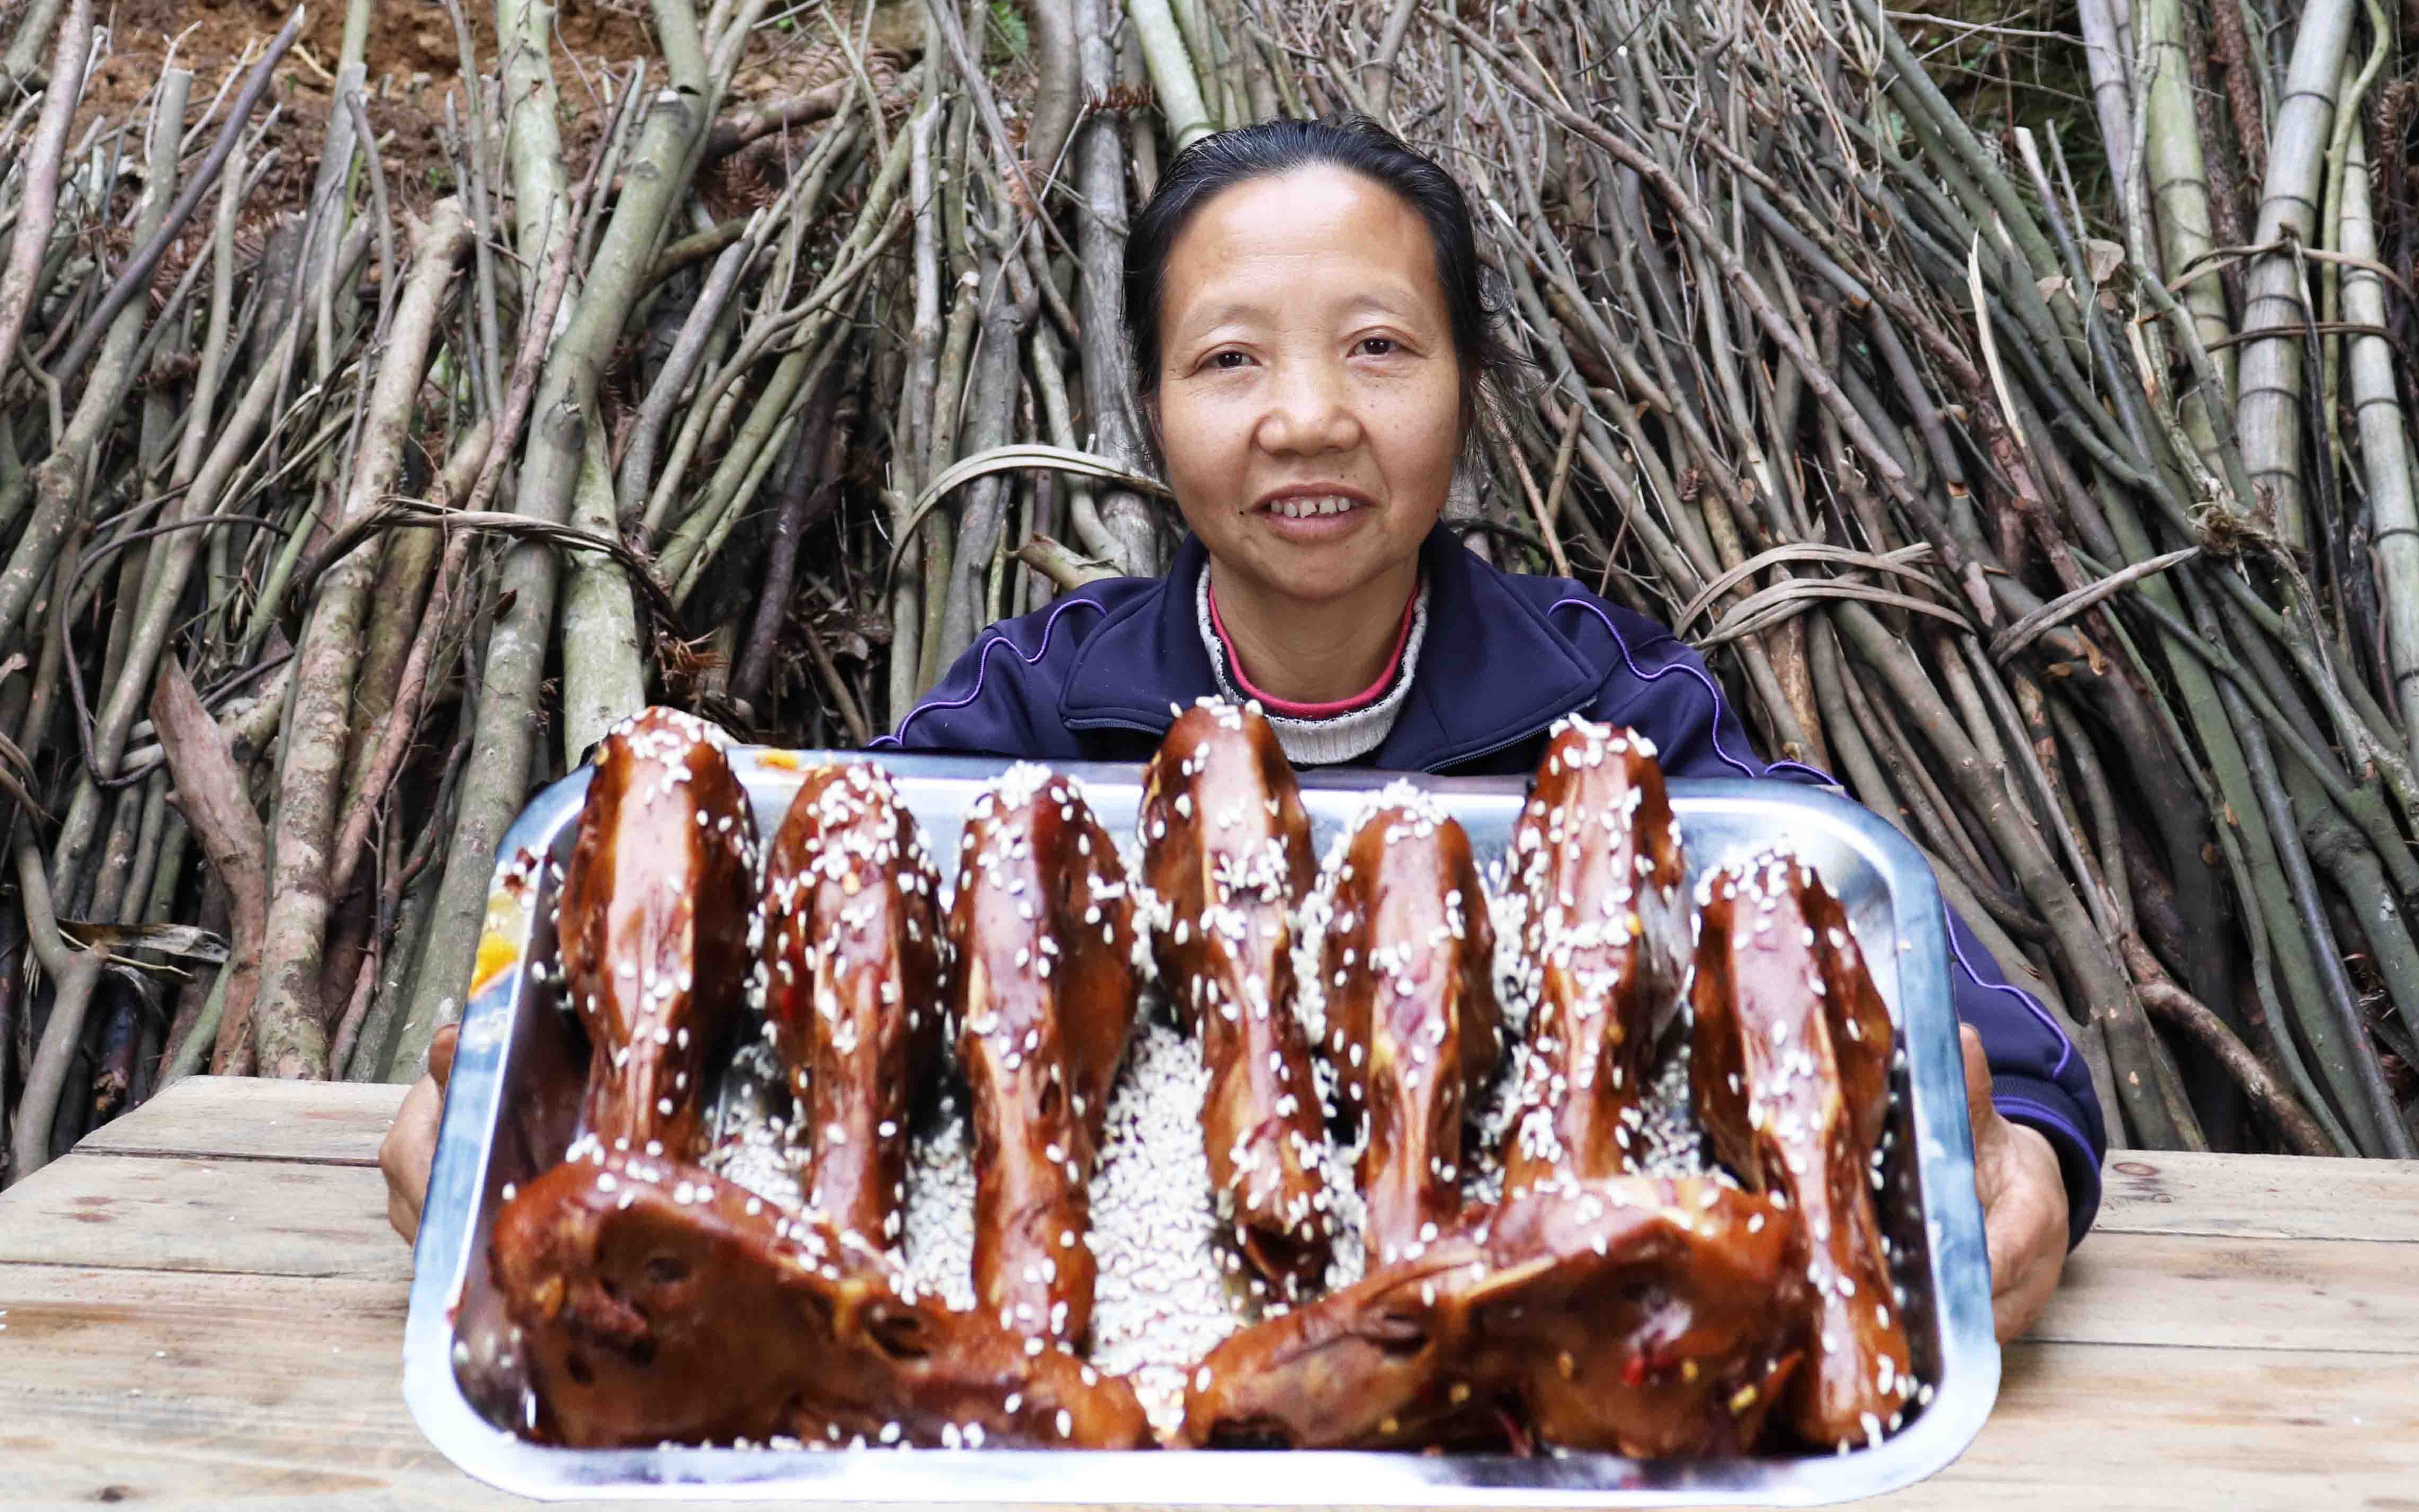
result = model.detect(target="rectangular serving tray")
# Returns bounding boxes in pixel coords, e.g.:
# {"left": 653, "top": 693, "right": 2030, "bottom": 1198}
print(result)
{"left": 403, "top": 749, "right": 1999, "bottom": 1505}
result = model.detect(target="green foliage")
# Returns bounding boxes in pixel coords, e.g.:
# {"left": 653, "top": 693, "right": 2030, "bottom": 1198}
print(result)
{"left": 987, "top": 0, "right": 1030, "bottom": 62}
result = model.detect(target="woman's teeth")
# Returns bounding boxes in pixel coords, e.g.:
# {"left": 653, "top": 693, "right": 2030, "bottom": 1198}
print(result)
{"left": 1266, "top": 495, "right": 1362, "bottom": 519}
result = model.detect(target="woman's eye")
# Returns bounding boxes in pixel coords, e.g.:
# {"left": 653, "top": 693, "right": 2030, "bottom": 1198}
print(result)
{"left": 1357, "top": 336, "right": 1397, "bottom": 356}
{"left": 1210, "top": 350, "right": 1250, "bottom": 370}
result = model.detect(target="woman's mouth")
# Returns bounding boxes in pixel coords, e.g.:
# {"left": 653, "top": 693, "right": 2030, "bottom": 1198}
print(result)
{"left": 1262, "top": 494, "right": 1366, "bottom": 519}
{"left": 1253, "top": 491, "right": 1374, "bottom": 544}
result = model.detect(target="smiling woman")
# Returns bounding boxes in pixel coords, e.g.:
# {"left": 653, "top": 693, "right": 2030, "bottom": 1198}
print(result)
{"left": 382, "top": 116, "right": 2100, "bottom": 1349}
{"left": 1129, "top": 124, "right": 1517, "bottom": 723}
{"left": 1149, "top": 160, "right": 1464, "bottom": 708}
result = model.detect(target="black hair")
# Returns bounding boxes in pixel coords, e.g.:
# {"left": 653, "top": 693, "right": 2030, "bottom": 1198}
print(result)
{"left": 1121, "top": 115, "right": 1514, "bottom": 443}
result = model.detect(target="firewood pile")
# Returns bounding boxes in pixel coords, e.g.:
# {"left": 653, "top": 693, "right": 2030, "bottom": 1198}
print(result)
{"left": 0, "top": 0, "right": 2411, "bottom": 1180}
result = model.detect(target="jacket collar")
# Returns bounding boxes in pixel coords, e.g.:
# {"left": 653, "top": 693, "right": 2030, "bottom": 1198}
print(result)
{"left": 1055, "top": 532, "right": 1224, "bottom": 734}
{"left": 1059, "top": 527, "right": 1602, "bottom": 772}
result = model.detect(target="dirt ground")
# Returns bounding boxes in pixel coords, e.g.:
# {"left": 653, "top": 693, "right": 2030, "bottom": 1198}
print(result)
{"left": 68, "top": 0, "right": 924, "bottom": 217}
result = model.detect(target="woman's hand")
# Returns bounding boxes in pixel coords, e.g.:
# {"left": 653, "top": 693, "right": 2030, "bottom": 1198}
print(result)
{"left": 1961, "top": 1024, "right": 2070, "bottom": 1342}
{"left": 379, "top": 1023, "right": 459, "bottom": 1245}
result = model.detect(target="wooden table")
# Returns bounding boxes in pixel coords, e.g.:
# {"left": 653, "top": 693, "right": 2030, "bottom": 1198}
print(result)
{"left": 3, "top": 1079, "right": 2414, "bottom": 1510}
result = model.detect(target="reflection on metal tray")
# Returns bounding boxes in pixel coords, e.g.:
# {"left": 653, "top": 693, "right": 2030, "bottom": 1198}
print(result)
{"left": 402, "top": 748, "right": 1998, "bottom": 1505}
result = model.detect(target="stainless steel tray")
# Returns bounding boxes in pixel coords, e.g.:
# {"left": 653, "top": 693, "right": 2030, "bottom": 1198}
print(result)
{"left": 402, "top": 749, "right": 1998, "bottom": 1505}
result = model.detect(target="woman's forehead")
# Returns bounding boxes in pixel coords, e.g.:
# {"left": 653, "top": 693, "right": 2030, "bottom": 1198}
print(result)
{"left": 1163, "top": 167, "right": 1444, "bottom": 317}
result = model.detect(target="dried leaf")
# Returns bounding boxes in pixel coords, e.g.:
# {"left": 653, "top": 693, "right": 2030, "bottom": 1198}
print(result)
{"left": 2082, "top": 237, "right": 2126, "bottom": 287}
{"left": 58, "top": 921, "right": 230, "bottom": 963}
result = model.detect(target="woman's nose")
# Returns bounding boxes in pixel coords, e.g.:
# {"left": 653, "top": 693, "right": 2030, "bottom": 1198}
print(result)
{"left": 1253, "top": 358, "right": 1363, "bottom": 457}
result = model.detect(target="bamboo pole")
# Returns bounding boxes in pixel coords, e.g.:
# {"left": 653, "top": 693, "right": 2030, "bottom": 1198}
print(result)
{"left": 2136, "top": 0, "right": 2233, "bottom": 455}
{"left": 2336, "top": 130, "right": 2419, "bottom": 760}
{"left": 2232, "top": 0, "right": 2358, "bottom": 545}
{"left": 1130, "top": 0, "right": 1216, "bottom": 151}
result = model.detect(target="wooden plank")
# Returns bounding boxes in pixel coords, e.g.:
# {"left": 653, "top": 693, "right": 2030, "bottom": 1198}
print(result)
{"left": 72, "top": 1087, "right": 2419, "bottom": 1245}
{"left": 13, "top": 1082, "right": 2419, "bottom": 1509}
{"left": 0, "top": 1266, "right": 674, "bottom": 1511}
{"left": 16, "top": 1147, "right": 2419, "bottom": 1354}
{"left": 2026, "top": 1228, "right": 2419, "bottom": 1355}
{"left": 2, "top": 1262, "right": 2411, "bottom": 1510}
{"left": 72, "top": 1077, "right": 409, "bottom": 1167}
{"left": 1860, "top": 1334, "right": 2419, "bottom": 1510}
{"left": 2096, "top": 1149, "right": 2419, "bottom": 1244}
{"left": 0, "top": 1154, "right": 410, "bottom": 1285}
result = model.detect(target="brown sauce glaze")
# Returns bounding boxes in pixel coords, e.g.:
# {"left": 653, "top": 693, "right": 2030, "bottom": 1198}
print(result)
{"left": 1501, "top": 718, "right": 1688, "bottom": 1192}
{"left": 760, "top": 760, "right": 948, "bottom": 1253}
{"left": 487, "top": 708, "right": 1927, "bottom": 1460}
{"left": 1314, "top": 790, "right": 1501, "bottom": 1271}
{"left": 492, "top": 1154, "right": 1152, "bottom": 1449}
{"left": 1178, "top": 1174, "right": 1801, "bottom": 1456}
{"left": 1690, "top": 852, "right": 1914, "bottom": 1449}
{"left": 948, "top": 765, "right": 1143, "bottom": 1349}
{"left": 1140, "top": 700, "right": 1336, "bottom": 1299}
{"left": 553, "top": 708, "right": 758, "bottom": 1163}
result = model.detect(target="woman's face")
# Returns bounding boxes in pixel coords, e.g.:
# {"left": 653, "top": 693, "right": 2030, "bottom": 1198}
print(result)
{"left": 1152, "top": 164, "right": 1464, "bottom": 607}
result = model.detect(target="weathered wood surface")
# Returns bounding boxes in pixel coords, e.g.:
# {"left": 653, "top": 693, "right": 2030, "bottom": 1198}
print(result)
{"left": 0, "top": 1155, "right": 408, "bottom": 1281}
{"left": 69, "top": 1077, "right": 404, "bottom": 1166}
{"left": 2096, "top": 1149, "right": 2419, "bottom": 1242}
{"left": 1, "top": 1079, "right": 2414, "bottom": 1510}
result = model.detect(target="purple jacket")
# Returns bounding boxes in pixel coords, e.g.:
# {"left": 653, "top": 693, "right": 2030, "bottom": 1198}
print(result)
{"left": 875, "top": 527, "right": 2105, "bottom": 1247}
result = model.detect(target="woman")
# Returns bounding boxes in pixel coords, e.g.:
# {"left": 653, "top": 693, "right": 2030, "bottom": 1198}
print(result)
{"left": 384, "top": 117, "right": 2095, "bottom": 1345}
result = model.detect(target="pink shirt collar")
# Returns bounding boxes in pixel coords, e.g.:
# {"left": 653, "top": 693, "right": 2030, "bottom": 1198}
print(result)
{"left": 1204, "top": 576, "right": 1422, "bottom": 719}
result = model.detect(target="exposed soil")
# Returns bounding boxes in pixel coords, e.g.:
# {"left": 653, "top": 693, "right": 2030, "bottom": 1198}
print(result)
{"left": 67, "top": 0, "right": 926, "bottom": 218}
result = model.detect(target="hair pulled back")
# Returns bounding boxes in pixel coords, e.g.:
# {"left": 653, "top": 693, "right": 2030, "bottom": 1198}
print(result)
{"left": 1120, "top": 115, "right": 1513, "bottom": 439}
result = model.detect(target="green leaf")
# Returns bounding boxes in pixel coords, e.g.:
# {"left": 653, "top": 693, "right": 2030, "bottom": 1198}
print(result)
{"left": 987, "top": 0, "right": 1030, "bottom": 61}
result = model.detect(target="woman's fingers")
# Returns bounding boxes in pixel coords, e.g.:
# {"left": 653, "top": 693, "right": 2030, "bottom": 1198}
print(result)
{"left": 380, "top": 1068, "right": 444, "bottom": 1243}
{"left": 1959, "top": 1028, "right": 2012, "bottom": 1291}
{"left": 382, "top": 1021, "right": 464, "bottom": 1245}
{"left": 387, "top": 1189, "right": 421, "bottom": 1245}
{"left": 1961, "top": 1024, "right": 2070, "bottom": 1342}
{"left": 1986, "top": 1124, "right": 2069, "bottom": 1342}
{"left": 1960, "top": 1024, "right": 1997, "bottom": 1151}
